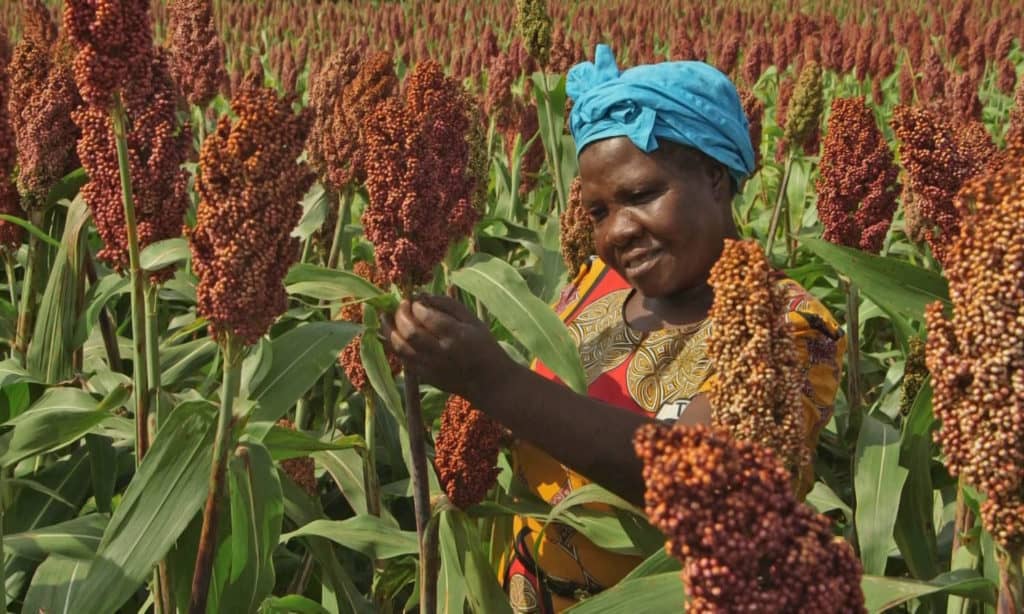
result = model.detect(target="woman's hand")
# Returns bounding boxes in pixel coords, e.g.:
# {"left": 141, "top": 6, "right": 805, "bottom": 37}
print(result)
{"left": 381, "top": 294, "right": 513, "bottom": 399}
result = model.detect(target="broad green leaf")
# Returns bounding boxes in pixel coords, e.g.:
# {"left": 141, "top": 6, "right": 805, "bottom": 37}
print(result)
{"left": 360, "top": 306, "right": 439, "bottom": 493}
{"left": 260, "top": 424, "right": 362, "bottom": 461}
{"left": 0, "top": 387, "right": 114, "bottom": 467}
{"left": 452, "top": 254, "right": 586, "bottom": 393}
{"left": 291, "top": 182, "right": 330, "bottom": 241}
{"left": 542, "top": 484, "right": 661, "bottom": 556}
{"left": 279, "top": 474, "right": 373, "bottom": 614}
{"left": 26, "top": 195, "right": 90, "bottom": 383}
{"left": 285, "top": 263, "right": 396, "bottom": 310}
{"left": 437, "top": 511, "right": 468, "bottom": 614}
{"left": 855, "top": 413, "right": 909, "bottom": 576}
{"left": 85, "top": 434, "right": 117, "bottom": 515}
{"left": 249, "top": 321, "right": 360, "bottom": 427}
{"left": 260, "top": 594, "right": 331, "bottom": 614}
{"left": 73, "top": 273, "right": 129, "bottom": 348}
{"left": 565, "top": 572, "right": 684, "bottom": 613}
{"left": 451, "top": 510, "right": 513, "bottom": 614}
{"left": 281, "top": 515, "right": 418, "bottom": 560}
{"left": 160, "top": 337, "right": 218, "bottom": 388}
{"left": 222, "top": 441, "right": 284, "bottom": 612}
{"left": 806, "top": 481, "right": 853, "bottom": 521}
{"left": 45, "top": 167, "right": 88, "bottom": 207}
{"left": 67, "top": 400, "right": 217, "bottom": 612}
{"left": 800, "top": 237, "right": 949, "bottom": 321}
{"left": 0, "top": 357, "right": 42, "bottom": 387}
{"left": 861, "top": 570, "right": 996, "bottom": 612}
{"left": 894, "top": 379, "right": 939, "bottom": 581}
{"left": 621, "top": 548, "right": 681, "bottom": 582}
{"left": 139, "top": 237, "right": 189, "bottom": 272}
{"left": 240, "top": 337, "right": 273, "bottom": 398}
{"left": 6, "top": 478, "right": 76, "bottom": 509}
{"left": 21, "top": 555, "right": 94, "bottom": 614}
{"left": 314, "top": 447, "right": 370, "bottom": 515}
{"left": 3, "top": 514, "right": 107, "bottom": 561}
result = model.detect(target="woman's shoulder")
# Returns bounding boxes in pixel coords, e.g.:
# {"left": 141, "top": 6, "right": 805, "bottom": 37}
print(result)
{"left": 772, "top": 276, "right": 844, "bottom": 342}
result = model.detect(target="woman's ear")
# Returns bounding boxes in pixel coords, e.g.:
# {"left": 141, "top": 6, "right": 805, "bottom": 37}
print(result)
{"left": 707, "top": 161, "right": 732, "bottom": 205}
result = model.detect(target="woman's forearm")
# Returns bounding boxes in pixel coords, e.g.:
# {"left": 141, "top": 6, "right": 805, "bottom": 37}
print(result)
{"left": 465, "top": 360, "right": 651, "bottom": 506}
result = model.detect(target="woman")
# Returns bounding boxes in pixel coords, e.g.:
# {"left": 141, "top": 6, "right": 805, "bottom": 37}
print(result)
{"left": 383, "top": 45, "right": 844, "bottom": 613}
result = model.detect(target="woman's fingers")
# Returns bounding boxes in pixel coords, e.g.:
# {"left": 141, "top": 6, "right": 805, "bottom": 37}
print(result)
{"left": 415, "top": 294, "right": 478, "bottom": 323}
{"left": 392, "top": 299, "right": 443, "bottom": 355}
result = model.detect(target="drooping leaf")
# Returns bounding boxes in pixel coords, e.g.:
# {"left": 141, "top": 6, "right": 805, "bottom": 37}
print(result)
{"left": 452, "top": 254, "right": 586, "bottom": 393}
{"left": 26, "top": 195, "right": 90, "bottom": 383}
{"left": 805, "top": 481, "right": 853, "bottom": 522}
{"left": 21, "top": 555, "right": 94, "bottom": 614}
{"left": 260, "top": 594, "right": 331, "bottom": 614}
{"left": 861, "top": 570, "right": 996, "bottom": 612}
{"left": 3, "top": 514, "right": 107, "bottom": 561}
{"left": 854, "top": 413, "right": 909, "bottom": 576}
{"left": 220, "top": 441, "right": 284, "bottom": 612}
{"left": 314, "top": 448, "right": 369, "bottom": 516}
{"left": 73, "top": 273, "right": 128, "bottom": 348}
{"left": 249, "top": 321, "right": 360, "bottom": 428}
{"left": 66, "top": 400, "right": 217, "bottom": 612}
{"left": 564, "top": 572, "right": 685, "bottom": 613}
{"left": 0, "top": 387, "right": 114, "bottom": 468}
{"left": 285, "top": 263, "right": 396, "bottom": 310}
{"left": 160, "top": 337, "right": 218, "bottom": 388}
{"left": 893, "top": 379, "right": 939, "bottom": 580}
{"left": 800, "top": 237, "right": 949, "bottom": 321}
{"left": 279, "top": 474, "right": 374, "bottom": 614}
{"left": 139, "top": 237, "right": 189, "bottom": 272}
{"left": 437, "top": 511, "right": 468, "bottom": 614}
{"left": 0, "top": 357, "right": 42, "bottom": 387}
{"left": 450, "top": 510, "right": 514, "bottom": 614}
{"left": 281, "top": 515, "right": 418, "bottom": 560}
{"left": 261, "top": 424, "right": 362, "bottom": 461}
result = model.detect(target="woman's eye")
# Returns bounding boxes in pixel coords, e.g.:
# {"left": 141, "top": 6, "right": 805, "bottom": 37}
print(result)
{"left": 630, "top": 190, "right": 658, "bottom": 203}
{"left": 586, "top": 206, "right": 607, "bottom": 222}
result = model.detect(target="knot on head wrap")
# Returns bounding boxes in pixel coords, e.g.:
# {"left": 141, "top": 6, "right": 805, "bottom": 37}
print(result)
{"left": 567, "top": 44, "right": 755, "bottom": 186}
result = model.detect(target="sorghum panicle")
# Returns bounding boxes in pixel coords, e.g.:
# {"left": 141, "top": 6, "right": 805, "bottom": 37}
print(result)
{"left": 706, "top": 239, "right": 808, "bottom": 479}
{"left": 71, "top": 49, "right": 191, "bottom": 281}
{"left": 307, "top": 49, "right": 397, "bottom": 193}
{"left": 9, "top": 4, "right": 82, "bottom": 204}
{"left": 63, "top": 0, "right": 152, "bottom": 108}
{"left": 360, "top": 60, "right": 483, "bottom": 287}
{"left": 167, "top": 0, "right": 227, "bottom": 107}
{"left": 559, "top": 176, "right": 594, "bottom": 276}
{"left": 740, "top": 89, "right": 764, "bottom": 169}
{"left": 783, "top": 60, "right": 823, "bottom": 154}
{"left": 435, "top": 395, "right": 504, "bottom": 510}
{"left": 634, "top": 423, "right": 865, "bottom": 613}
{"left": 276, "top": 419, "right": 317, "bottom": 496}
{"left": 188, "top": 83, "right": 315, "bottom": 345}
{"left": 891, "top": 105, "right": 996, "bottom": 265}
{"left": 515, "top": 0, "right": 552, "bottom": 67}
{"left": 0, "top": 26, "right": 20, "bottom": 249}
{"left": 926, "top": 135, "right": 1024, "bottom": 551}
{"left": 816, "top": 97, "right": 901, "bottom": 253}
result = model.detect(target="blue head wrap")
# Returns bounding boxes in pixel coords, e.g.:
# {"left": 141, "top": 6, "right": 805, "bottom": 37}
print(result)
{"left": 567, "top": 45, "right": 755, "bottom": 186}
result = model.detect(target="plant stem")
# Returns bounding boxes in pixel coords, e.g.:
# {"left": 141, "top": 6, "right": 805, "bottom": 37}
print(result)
{"left": 295, "top": 395, "right": 310, "bottom": 431}
{"left": 145, "top": 283, "right": 162, "bottom": 429}
{"left": 189, "top": 334, "right": 242, "bottom": 614}
{"left": 997, "top": 548, "right": 1023, "bottom": 614}
{"left": 536, "top": 73, "right": 568, "bottom": 214}
{"left": 403, "top": 370, "right": 437, "bottom": 614}
{"left": 1, "top": 469, "right": 5, "bottom": 614}
{"left": 766, "top": 149, "right": 795, "bottom": 258}
{"left": 327, "top": 188, "right": 352, "bottom": 270}
{"left": 111, "top": 95, "right": 152, "bottom": 463}
{"left": 844, "top": 278, "right": 862, "bottom": 444}
{"left": 364, "top": 391, "right": 381, "bottom": 518}
{"left": 4, "top": 251, "right": 17, "bottom": 306}
{"left": 951, "top": 477, "right": 976, "bottom": 555}
{"left": 14, "top": 207, "right": 45, "bottom": 362}
{"left": 83, "top": 254, "right": 124, "bottom": 373}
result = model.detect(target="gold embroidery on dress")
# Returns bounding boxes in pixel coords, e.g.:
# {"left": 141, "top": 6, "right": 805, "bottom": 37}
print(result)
{"left": 567, "top": 290, "right": 641, "bottom": 384}
{"left": 627, "top": 322, "right": 713, "bottom": 413}
{"left": 568, "top": 289, "right": 714, "bottom": 414}
{"left": 508, "top": 573, "right": 540, "bottom": 613}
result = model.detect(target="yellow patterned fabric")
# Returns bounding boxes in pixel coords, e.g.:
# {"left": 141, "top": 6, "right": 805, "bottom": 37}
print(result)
{"left": 504, "top": 258, "right": 846, "bottom": 612}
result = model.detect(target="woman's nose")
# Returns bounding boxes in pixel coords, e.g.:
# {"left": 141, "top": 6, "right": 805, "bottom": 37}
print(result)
{"left": 606, "top": 207, "right": 643, "bottom": 246}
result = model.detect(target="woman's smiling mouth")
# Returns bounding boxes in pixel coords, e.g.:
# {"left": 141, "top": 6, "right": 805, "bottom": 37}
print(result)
{"left": 621, "top": 249, "right": 663, "bottom": 277}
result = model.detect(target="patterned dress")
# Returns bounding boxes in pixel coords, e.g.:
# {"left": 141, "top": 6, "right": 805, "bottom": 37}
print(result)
{"left": 502, "top": 257, "right": 846, "bottom": 613}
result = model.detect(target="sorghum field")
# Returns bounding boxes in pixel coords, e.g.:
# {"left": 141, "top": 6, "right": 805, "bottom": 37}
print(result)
{"left": 0, "top": 0, "right": 1022, "bottom": 612}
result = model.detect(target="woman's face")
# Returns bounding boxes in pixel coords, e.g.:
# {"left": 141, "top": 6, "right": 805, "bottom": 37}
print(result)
{"left": 578, "top": 137, "right": 734, "bottom": 300}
